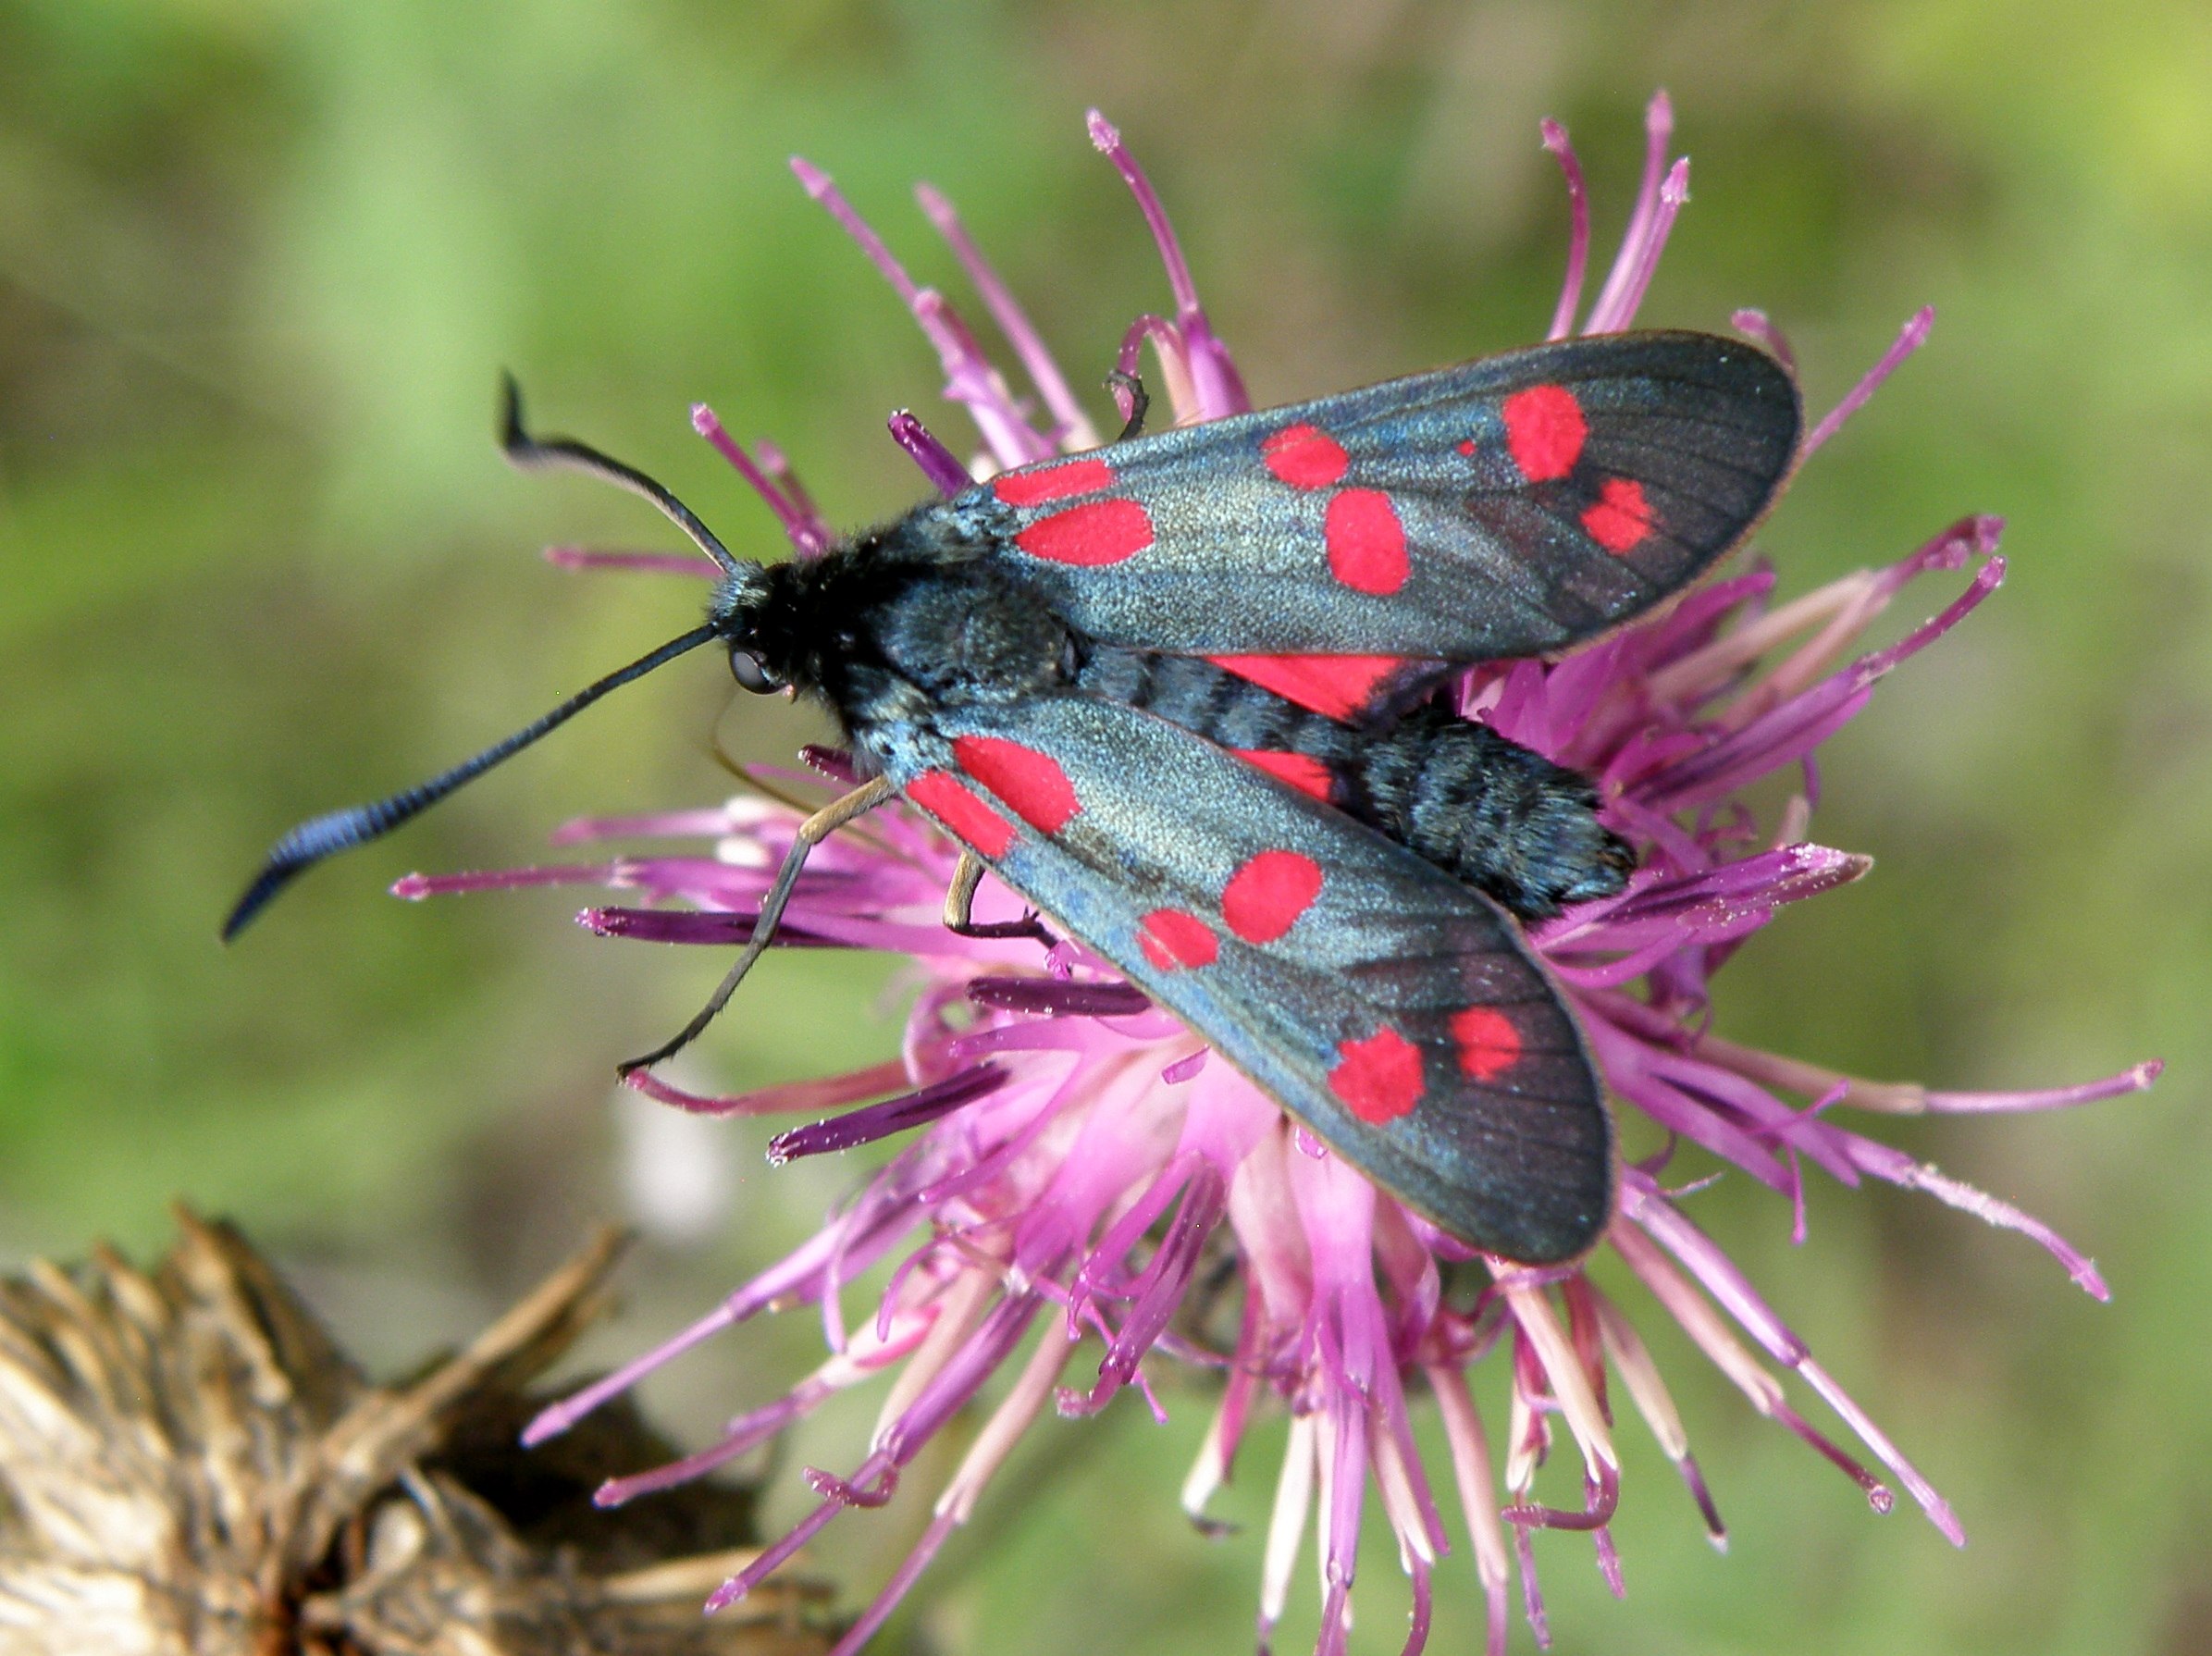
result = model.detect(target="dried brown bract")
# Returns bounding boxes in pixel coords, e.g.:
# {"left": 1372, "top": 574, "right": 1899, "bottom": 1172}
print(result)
{"left": 0, "top": 1211, "right": 833, "bottom": 1656}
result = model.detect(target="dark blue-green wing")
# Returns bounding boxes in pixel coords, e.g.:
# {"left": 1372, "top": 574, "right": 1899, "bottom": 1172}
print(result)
{"left": 886, "top": 694, "right": 1613, "bottom": 1263}
{"left": 952, "top": 330, "right": 1797, "bottom": 722}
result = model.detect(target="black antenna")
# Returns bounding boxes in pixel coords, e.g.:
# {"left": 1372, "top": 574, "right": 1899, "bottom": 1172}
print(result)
{"left": 224, "top": 377, "right": 750, "bottom": 941}
{"left": 500, "top": 375, "right": 743, "bottom": 576}
{"left": 222, "top": 623, "right": 721, "bottom": 941}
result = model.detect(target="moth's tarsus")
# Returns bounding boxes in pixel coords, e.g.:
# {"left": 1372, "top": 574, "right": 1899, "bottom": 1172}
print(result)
{"left": 945, "top": 911, "right": 1057, "bottom": 944}
{"left": 940, "top": 850, "right": 1057, "bottom": 945}
{"left": 1106, "top": 367, "right": 1149, "bottom": 442}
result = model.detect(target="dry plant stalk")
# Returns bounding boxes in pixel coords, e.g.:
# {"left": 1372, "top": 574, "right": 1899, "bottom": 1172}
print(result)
{"left": 0, "top": 1210, "right": 833, "bottom": 1656}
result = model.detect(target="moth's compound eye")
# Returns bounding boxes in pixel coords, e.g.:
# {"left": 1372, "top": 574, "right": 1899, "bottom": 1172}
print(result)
{"left": 727, "top": 650, "right": 776, "bottom": 694}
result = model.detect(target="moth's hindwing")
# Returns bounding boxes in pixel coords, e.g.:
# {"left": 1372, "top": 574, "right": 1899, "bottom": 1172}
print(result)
{"left": 964, "top": 329, "right": 1799, "bottom": 723}
{"left": 893, "top": 695, "right": 1613, "bottom": 1263}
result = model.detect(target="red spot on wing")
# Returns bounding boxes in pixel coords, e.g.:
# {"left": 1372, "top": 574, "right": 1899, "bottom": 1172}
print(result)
{"left": 1230, "top": 748, "right": 1334, "bottom": 801}
{"left": 1502, "top": 384, "right": 1587, "bottom": 482}
{"left": 1323, "top": 488, "right": 1409, "bottom": 595}
{"left": 1014, "top": 499, "right": 1154, "bottom": 565}
{"left": 1328, "top": 1027, "right": 1425, "bottom": 1125}
{"left": 952, "top": 735, "right": 1081, "bottom": 834}
{"left": 993, "top": 457, "right": 1115, "bottom": 506}
{"left": 1579, "top": 476, "right": 1653, "bottom": 553}
{"left": 907, "top": 770, "right": 1015, "bottom": 858}
{"left": 1451, "top": 1006, "right": 1524, "bottom": 1082}
{"left": 1261, "top": 423, "right": 1349, "bottom": 489}
{"left": 1220, "top": 850, "right": 1323, "bottom": 944}
{"left": 1140, "top": 908, "right": 1218, "bottom": 970}
{"left": 1209, "top": 653, "right": 1408, "bottom": 721}
{"left": 1455, "top": 438, "right": 1477, "bottom": 456}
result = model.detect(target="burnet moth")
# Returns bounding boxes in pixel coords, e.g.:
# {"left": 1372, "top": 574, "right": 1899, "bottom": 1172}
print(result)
{"left": 226, "top": 330, "right": 1799, "bottom": 1265}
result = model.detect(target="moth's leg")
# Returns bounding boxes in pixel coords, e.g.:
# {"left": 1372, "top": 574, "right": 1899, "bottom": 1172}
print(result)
{"left": 940, "top": 851, "right": 1057, "bottom": 944}
{"left": 1106, "top": 369, "right": 1150, "bottom": 443}
{"left": 943, "top": 852, "right": 984, "bottom": 929}
{"left": 617, "top": 774, "right": 896, "bottom": 1075}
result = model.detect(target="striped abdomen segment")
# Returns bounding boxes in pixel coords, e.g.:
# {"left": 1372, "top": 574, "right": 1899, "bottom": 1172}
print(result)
{"left": 1078, "top": 647, "right": 1632, "bottom": 921}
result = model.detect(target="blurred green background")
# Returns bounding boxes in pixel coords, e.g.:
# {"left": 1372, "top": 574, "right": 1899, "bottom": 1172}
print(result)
{"left": 1, "top": 1, "right": 2204, "bottom": 1652}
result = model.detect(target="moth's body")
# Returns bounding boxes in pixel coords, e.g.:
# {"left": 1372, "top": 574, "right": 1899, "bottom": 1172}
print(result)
{"left": 729, "top": 510, "right": 1633, "bottom": 924}
{"left": 228, "top": 329, "right": 1800, "bottom": 1264}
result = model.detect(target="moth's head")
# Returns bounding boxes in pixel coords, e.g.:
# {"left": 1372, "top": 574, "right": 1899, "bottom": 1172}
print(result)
{"left": 708, "top": 560, "right": 787, "bottom": 695}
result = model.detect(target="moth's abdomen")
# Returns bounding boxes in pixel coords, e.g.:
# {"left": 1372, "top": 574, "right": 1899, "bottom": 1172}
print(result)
{"left": 1340, "top": 708, "right": 1633, "bottom": 921}
{"left": 1076, "top": 646, "right": 1318, "bottom": 751}
{"left": 1077, "top": 646, "right": 1631, "bottom": 921}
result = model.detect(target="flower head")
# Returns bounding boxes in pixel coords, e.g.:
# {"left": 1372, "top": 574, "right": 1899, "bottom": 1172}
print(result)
{"left": 406, "top": 95, "right": 2159, "bottom": 1655}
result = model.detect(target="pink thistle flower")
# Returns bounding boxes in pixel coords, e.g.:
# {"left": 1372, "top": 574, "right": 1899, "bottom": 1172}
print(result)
{"left": 404, "top": 95, "right": 2159, "bottom": 1655}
